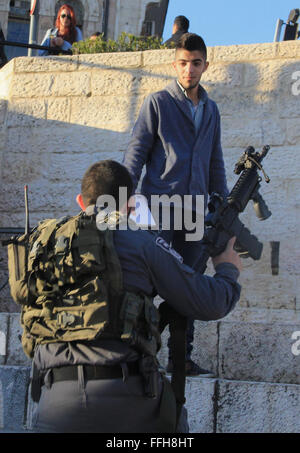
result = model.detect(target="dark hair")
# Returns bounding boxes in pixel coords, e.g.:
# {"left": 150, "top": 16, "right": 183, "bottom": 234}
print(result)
{"left": 176, "top": 33, "right": 207, "bottom": 60}
{"left": 174, "top": 15, "right": 189, "bottom": 32}
{"left": 90, "top": 32, "right": 101, "bottom": 38}
{"left": 81, "top": 160, "right": 133, "bottom": 208}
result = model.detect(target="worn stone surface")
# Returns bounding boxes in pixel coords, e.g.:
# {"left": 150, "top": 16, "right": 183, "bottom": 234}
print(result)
{"left": 218, "top": 321, "right": 300, "bottom": 384}
{"left": 185, "top": 378, "right": 216, "bottom": 433}
{"left": 216, "top": 379, "right": 300, "bottom": 433}
{"left": 0, "top": 365, "right": 30, "bottom": 431}
{"left": 6, "top": 314, "right": 30, "bottom": 366}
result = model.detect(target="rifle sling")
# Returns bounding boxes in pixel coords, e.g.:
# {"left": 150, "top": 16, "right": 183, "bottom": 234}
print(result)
{"left": 159, "top": 302, "right": 187, "bottom": 429}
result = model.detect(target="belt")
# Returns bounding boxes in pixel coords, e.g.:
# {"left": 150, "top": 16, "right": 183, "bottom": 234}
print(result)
{"left": 50, "top": 362, "right": 140, "bottom": 383}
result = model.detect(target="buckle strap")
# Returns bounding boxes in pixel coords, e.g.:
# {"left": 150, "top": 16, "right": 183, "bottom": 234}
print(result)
{"left": 50, "top": 362, "right": 139, "bottom": 383}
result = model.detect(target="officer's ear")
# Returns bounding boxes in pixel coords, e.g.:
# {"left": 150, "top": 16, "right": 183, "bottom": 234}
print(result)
{"left": 76, "top": 194, "right": 86, "bottom": 211}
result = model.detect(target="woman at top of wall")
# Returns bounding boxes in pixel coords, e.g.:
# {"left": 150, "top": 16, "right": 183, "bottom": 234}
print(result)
{"left": 38, "top": 4, "right": 83, "bottom": 56}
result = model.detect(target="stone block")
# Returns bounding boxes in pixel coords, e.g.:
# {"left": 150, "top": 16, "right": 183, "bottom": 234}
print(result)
{"left": 46, "top": 98, "right": 71, "bottom": 123}
{"left": 185, "top": 377, "right": 216, "bottom": 433}
{"left": 286, "top": 119, "right": 300, "bottom": 145}
{"left": 2, "top": 181, "right": 79, "bottom": 215}
{"left": 10, "top": 72, "right": 91, "bottom": 98}
{"left": 137, "top": 66, "right": 174, "bottom": 93}
{"left": 0, "top": 60, "right": 14, "bottom": 100}
{"left": 221, "top": 117, "right": 286, "bottom": 148}
{"left": 50, "top": 71, "right": 91, "bottom": 97}
{"left": 0, "top": 125, "right": 7, "bottom": 152}
{"left": 10, "top": 73, "right": 54, "bottom": 98}
{"left": 278, "top": 94, "right": 300, "bottom": 118}
{"left": 142, "top": 49, "right": 175, "bottom": 66}
{"left": 238, "top": 273, "right": 297, "bottom": 310}
{"left": 218, "top": 321, "right": 300, "bottom": 384}
{"left": 91, "top": 69, "right": 140, "bottom": 96}
{"left": 211, "top": 88, "right": 279, "bottom": 118}
{"left": 243, "top": 60, "right": 298, "bottom": 95}
{"left": 14, "top": 55, "right": 79, "bottom": 73}
{"left": 0, "top": 365, "right": 30, "bottom": 431}
{"left": 0, "top": 100, "right": 7, "bottom": 124}
{"left": 3, "top": 122, "right": 130, "bottom": 156}
{"left": 214, "top": 43, "right": 277, "bottom": 63}
{"left": 6, "top": 314, "right": 30, "bottom": 366}
{"left": 6, "top": 99, "right": 46, "bottom": 128}
{"left": 70, "top": 95, "right": 135, "bottom": 130}
{"left": 202, "top": 63, "right": 244, "bottom": 88}
{"left": 0, "top": 270, "right": 17, "bottom": 314}
{"left": 277, "top": 41, "right": 300, "bottom": 59}
{"left": 216, "top": 379, "right": 300, "bottom": 433}
{"left": 77, "top": 52, "right": 142, "bottom": 70}
{"left": 226, "top": 307, "right": 300, "bottom": 324}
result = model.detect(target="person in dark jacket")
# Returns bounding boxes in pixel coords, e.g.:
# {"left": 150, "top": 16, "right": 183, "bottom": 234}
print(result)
{"left": 123, "top": 33, "right": 229, "bottom": 377}
{"left": 164, "top": 15, "right": 189, "bottom": 47}
{"left": 31, "top": 160, "right": 242, "bottom": 433}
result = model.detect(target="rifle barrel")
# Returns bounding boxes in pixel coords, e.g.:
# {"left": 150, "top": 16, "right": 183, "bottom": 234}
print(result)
{"left": 0, "top": 40, "right": 72, "bottom": 55}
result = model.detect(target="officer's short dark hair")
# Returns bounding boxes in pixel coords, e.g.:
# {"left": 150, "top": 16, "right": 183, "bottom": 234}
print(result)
{"left": 81, "top": 160, "right": 133, "bottom": 208}
{"left": 174, "top": 15, "right": 189, "bottom": 32}
{"left": 176, "top": 33, "right": 207, "bottom": 60}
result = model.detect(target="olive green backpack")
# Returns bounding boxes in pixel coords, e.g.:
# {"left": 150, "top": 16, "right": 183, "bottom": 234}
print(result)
{"left": 6, "top": 212, "right": 161, "bottom": 358}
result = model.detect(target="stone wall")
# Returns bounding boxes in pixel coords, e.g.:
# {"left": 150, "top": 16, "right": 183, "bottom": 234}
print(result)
{"left": 0, "top": 40, "right": 300, "bottom": 432}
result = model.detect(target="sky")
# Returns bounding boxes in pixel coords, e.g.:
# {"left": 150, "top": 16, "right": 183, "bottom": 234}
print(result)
{"left": 162, "top": 0, "right": 299, "bottom": 47}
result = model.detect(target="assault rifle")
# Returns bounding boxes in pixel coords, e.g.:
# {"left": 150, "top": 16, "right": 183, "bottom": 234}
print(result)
{"left": 159, "top": 145, "right": 271, "bottom": 429}
{"left": 196, "top": 144, "right": 271, "bottom": 272}
{"left": 0, "top": 40, "right": 73, "bottom": 58}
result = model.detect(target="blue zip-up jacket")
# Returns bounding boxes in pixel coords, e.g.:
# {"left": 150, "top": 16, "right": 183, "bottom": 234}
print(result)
{"left": 38, "top": 27, "right": 83, "bottom": 56}
{"left": 123, "top": 80, "right": 228, "bottom": 208}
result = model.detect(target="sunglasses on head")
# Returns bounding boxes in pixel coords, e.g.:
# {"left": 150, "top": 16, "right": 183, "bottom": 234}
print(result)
{"left": 61, "top": 13, "right": 71, "bottom": 19}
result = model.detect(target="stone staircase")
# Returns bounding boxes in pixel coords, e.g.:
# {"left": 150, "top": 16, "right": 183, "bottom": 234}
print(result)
{"left": 0, "top": 241, "right": 299, "bottom": 433}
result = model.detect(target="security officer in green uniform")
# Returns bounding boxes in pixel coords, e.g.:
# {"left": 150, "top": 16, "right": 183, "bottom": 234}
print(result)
{"left": 9, "top": 160, "right": 242, "bottom": 433}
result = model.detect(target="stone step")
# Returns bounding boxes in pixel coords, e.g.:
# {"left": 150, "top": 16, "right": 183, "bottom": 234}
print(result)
{"left": 157, "top": 308, "right": 300, "bottom": 385}
{"left": 1, "top": 365, "right": 300, "bottom": 433}
{"left": 185, "top": 377, "right": 300, "bottom": 433}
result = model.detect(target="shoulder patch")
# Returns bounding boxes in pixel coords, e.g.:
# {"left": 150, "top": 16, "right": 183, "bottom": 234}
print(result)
{"left": 155, "top": 237, "right": 183, "bottom": 263}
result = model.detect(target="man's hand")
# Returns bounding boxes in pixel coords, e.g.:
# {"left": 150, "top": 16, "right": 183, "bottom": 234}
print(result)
{"left": 212, "top": 237, "right": 242, "bottom": 272}
{"left": 50, "top": 37, "right": 64, "bottom": 47}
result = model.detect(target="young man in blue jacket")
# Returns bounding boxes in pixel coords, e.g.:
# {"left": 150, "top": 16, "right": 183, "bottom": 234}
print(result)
{"left": 123, "top": 33, "right": 229, "bottom": 376}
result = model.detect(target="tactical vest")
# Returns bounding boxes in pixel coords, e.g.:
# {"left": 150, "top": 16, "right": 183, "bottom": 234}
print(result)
{"left": 7, "top": 212, "right": 161, "bottom": 358}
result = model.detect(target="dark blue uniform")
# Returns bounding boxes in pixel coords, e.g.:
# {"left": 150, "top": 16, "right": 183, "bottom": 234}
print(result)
{"left": 32, "top": 225, "right": 241, "bottom": 433}
{"left": 114, "top": 227, "right": 240, "bottom": 321}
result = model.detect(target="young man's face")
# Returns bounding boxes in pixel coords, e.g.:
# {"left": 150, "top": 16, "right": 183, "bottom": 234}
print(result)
{"left": 173, "top": 49, "right": 209, "bottom": 91}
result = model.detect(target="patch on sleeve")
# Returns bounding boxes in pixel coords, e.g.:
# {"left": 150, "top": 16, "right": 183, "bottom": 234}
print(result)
{"left": 155, "top": 237, "right": 184, "bottom": 263}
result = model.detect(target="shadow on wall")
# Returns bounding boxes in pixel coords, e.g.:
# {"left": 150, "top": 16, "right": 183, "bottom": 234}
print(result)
{"left": 0, "top": 57, "right": 299, "bottom": 311}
